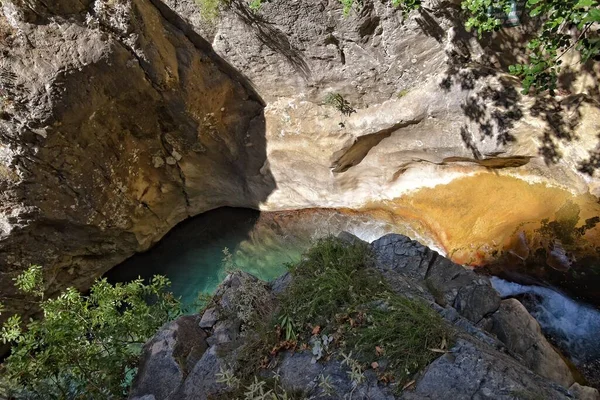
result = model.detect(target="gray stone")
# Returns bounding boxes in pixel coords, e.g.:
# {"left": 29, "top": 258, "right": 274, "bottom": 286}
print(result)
{"left": 130, "top": 315, "right": 208, "bottom": 400}
{"left": 270, "top": 272, "right": 293, "bottom": 295}
{"left": 198, "top": 307, "right": 219, "bottom": 329}
{"left": 372, "top": 234, "right": 500, "bottom": 324}
{"left": 402, "top": 339, "right": 572, "bottom": 400}
{"left": 179, "top": 346, "right": 229, "bottom": 400}
{"left": 206, "top": 319, "right": 241, "bottom": 347}
{"left": 485, "top": 299, "right": 575, "bottom": 388}
{"left": 372, "top": 234, "right": 436, "bottom": 280}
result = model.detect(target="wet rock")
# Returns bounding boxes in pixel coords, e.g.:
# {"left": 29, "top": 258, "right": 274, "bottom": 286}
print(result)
{"left": 485, "top": 299, "right": 574, "bottom": 387}
{"left": 546, "top": 241, "right": 573, "bottom": 271}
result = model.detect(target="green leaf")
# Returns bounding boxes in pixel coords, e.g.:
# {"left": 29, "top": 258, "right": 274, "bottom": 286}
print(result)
{"left": 586, "top": 8, "right": 600, "bottom": 22}
{"left": 575, "top": 0, "right": 597, "bottom": 8}
{"left": 530, "top": 6, "right": 543, "bottom": 16}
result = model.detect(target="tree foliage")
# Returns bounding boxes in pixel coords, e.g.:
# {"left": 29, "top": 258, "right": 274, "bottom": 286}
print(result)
{"left": 0, "top": 266, "right": 181, "bottom": 400}
{"left": 338, "top": 0, "right": 599, "bottom": 94}
{"left": 463, "top": 0, "right": 600, "bottom": 94}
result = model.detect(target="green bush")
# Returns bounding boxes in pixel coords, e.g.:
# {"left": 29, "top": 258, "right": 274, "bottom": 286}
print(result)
{"left": 0, "top": 266, "right": 181, "bottom": 400}
{"left": 280, "top": 237, "right": 452, "bottom": 387}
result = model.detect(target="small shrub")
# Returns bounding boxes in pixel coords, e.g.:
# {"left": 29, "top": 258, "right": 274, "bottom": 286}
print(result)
{"left": 229, "top": 237, "right": 452, "bottom": 393}
{"left": 324, "top": 93, "right": 356, "bottom": 117}
{"left": 397, "top": 89, "right": 410, "bottom": 98}
{"left": 248, "top": 0, "right": 263, "bottom": 11}
{"left": 339, "top": 0, "right": 420, "bottom": 16}
{"left": 195, "top": 0, "right": 263, "bottom": 21}
{"left": 0, "top": 266, "right": 181, "bottom": 399}
{"left": 219, "top": 249, "right": 273, "bottom": 330}
{"left": 196, "top": 0, "right": 222, "bottom": 21}
{"left": 214, "top": 368, "right": 299, "bottom": 399}
{"left": 280, "top": 237, "right": 382, "bottom": 329}
{"left": 253, "top": 238, "right": 452, "bottom": 389}
{"left": 345, "top": 296, "right": 450, "bottom": 384}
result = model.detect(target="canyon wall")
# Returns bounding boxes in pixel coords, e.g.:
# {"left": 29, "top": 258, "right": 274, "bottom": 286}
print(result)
{"left": 0, "top": 0, "right": 599, "bottom": 316}
{"left": 166, "top": 0, "right": 600, "bottom": 209}
{"left": 0, "top": 0, "right": 274, "bottom": 316}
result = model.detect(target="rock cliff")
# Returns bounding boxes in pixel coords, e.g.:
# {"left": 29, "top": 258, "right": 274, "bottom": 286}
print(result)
{"left": 0, "top": 0, "right": 274, "bottom": 316}
{"left": 166, "top": 0, "right": 600, "bottom": 209}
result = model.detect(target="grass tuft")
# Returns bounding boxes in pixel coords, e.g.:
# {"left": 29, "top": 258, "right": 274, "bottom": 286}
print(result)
{"left": 232, "top": 236, "right": 453, "bottom": 390}
{"left": 280, "top": 237, "right": 384, "bottom": 331}
{"left": 346, "top": 296, "right": 450, "bottom": 383}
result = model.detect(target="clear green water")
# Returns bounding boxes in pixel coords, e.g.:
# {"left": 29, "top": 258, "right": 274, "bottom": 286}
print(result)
{"left": 105, "top": 207, "right": 398, "bottom": 306}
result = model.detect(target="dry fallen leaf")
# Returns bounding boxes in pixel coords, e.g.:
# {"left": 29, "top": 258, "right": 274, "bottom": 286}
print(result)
{"left": 402, "top": 380, "right": 416, "bottom": 390}
{"left": 312, "top": 325, "right": 321, "bottom": 335}
{"left": 375, "top": 346, "right": 384, "bottom": 356}
{"left": 371, "top": 361, "right": 379, "bottom": 369}
{"left": 428, "top": 348, "right": 447, "bottom": 353}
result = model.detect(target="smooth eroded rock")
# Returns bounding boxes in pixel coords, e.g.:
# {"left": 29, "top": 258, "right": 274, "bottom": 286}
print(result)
{"left": 486, "top": 299, "right": 575, "bottom": 388}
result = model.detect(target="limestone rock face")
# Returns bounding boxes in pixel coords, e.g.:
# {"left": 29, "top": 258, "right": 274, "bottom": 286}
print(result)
{"left": 2, "top": 0, "right": 600, "bottom": 326}
{"left": 0, "top": 0, "right": 274, "bottom": 317}
{"left": 163, "top": 0, "right": 600, "bottom": 210}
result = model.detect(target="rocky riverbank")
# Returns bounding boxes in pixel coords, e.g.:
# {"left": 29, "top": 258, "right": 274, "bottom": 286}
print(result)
{"left": 130, "top": 233, "right": 600, "bottom": 399}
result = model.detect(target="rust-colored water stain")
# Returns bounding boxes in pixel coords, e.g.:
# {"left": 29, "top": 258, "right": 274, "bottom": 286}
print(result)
{"left": 361, "top": 173, "right": 600, "bottom": 266}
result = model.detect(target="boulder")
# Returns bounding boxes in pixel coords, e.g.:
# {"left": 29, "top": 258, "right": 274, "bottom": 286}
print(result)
{"left": 402, "top": 338, "right": 572, "bottom": 400}
{"left": 372, "top": 234, "right": 437, "bottom": 281}
{"left": 485, "top": 299, "right": 575, "bottom": 388}
{"left": 372, "top": 234, "right": 500, "bottom": 324}
{"left": 130, "top": 315, "right": 208, "bottom": 400}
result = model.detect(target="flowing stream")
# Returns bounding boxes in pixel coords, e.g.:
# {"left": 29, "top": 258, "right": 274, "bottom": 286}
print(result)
{"left": 491, "top": 277, "right": 600, "bottom": 365}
